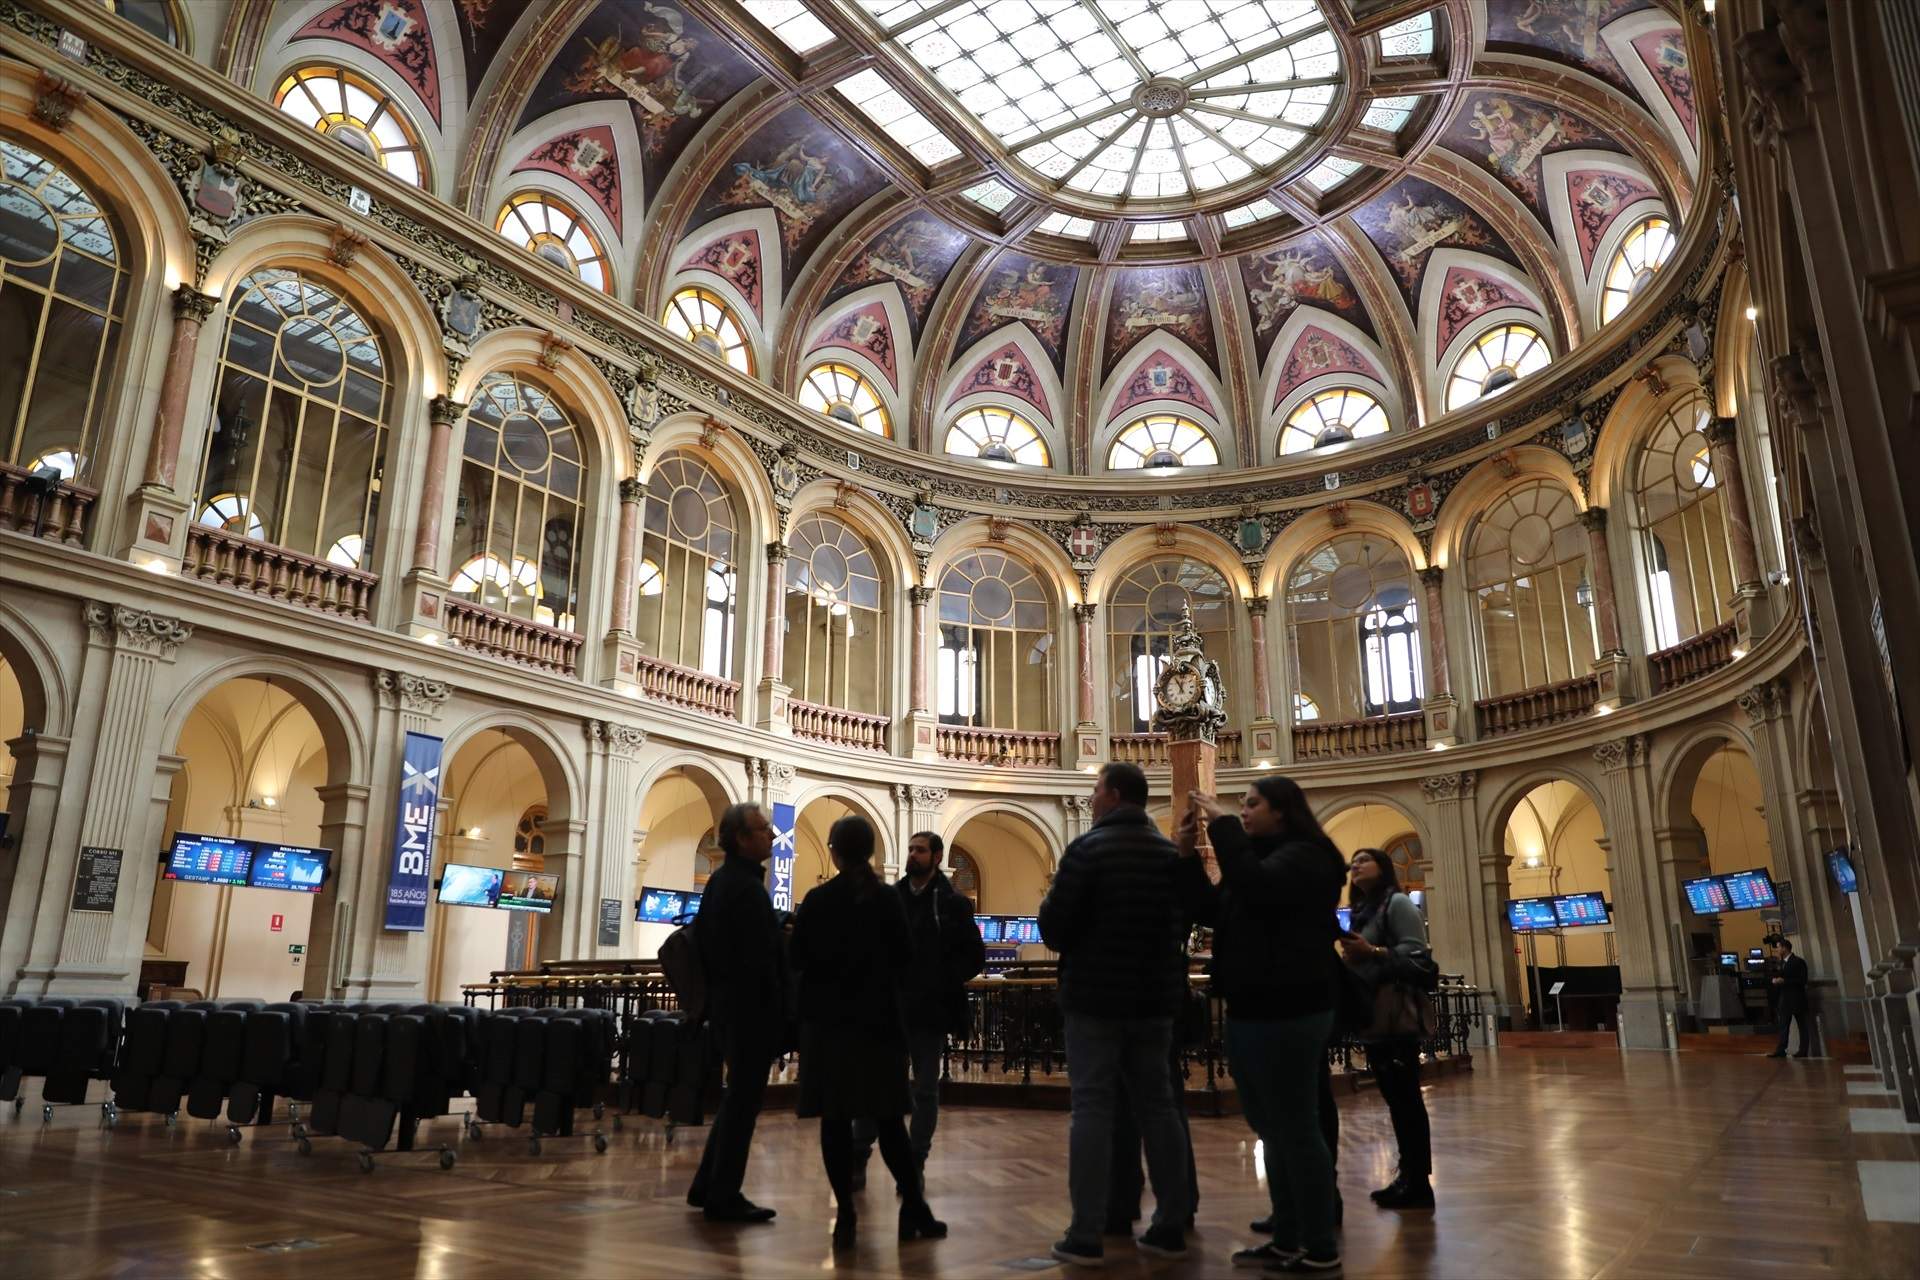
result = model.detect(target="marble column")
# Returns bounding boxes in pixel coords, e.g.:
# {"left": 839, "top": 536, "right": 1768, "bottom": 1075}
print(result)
{"left": 1580, "top": 507, "right": 1623, "bottom": 655}
{"left": 1592, "top": 734, "right": 1679, "bottom": 1048}
{"left": 905, "top": 586, "right": 938, "bottom": 760}
{"left": 755, "top": 542, "right": 791, "bottom": 734}
{"left": 142, "top": 285, "right": 217, "bottom": 490}
{"left": 1418, "top": 567, "right": 1451, "bottom": 697}
{"left": 1244, "top": 596, "right": 1273, "bottom": 720}
{"left": 1073, "top": 602, "right": 1099, "bottom": 725}
{"left": 410, "top": 396, "right": 468, "bottom": 574}
{"left": 1704, "top": 417, "right": 1764, "bottom": 592}
{"left": 608, "top": 478, "right": 643, "bottom": 636}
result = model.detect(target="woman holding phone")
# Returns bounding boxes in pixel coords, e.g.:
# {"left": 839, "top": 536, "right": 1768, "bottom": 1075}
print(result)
{"left": 1176, "top": 778, "right": 1346, "bottom": 1275}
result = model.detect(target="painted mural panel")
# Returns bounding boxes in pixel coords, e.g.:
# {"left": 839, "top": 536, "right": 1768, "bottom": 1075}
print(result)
{"left": 1567, "top": 169, "right": 1661, "bottom": 272}
{"left": 690, "top": 107, "right": 886, "bottom": 291}
{"left": 1239, "top": 233, "right": 1372, "bottom": 367}
{"left": 678, "top": 228, "right": 764, "bottom": 317}
{"left": 1435, "top": 267, "right": 1537, "bottom": 353}
{"left": 1484, "top": 0, "right": 1655, "bottom": 94}
{"left": 517, "top": 2, "right": 759, "bottom": 202}
{"left": 296, "top": 0, "right": 442, "bottom": 124}
{"left": 952, "top": 340, "right": 1051, "bottom": 419}
{"left": 1443, "top": 93, "right": 1621, "bottom": 225}
{"left": 824, "top": 212, "right": 971, "bottom": 342}
{"left": 1103, "top": 266, "right": 1218, "bottom": 380}
{"left": 1631, "top": 28, "right": 1697, "bottom": 146}
{"left": 513, "top": 126, "right": 623, "bottom": 234}
{"left": 1350, "top": 177, "right": 1522, "bottom": 313}
{"left": 812, "top": 301, "right": 899, "bottom": 389}
{"left": 954, "top": 253, "right": 1082, "bottom": 373}
{"left": 1273, "top": 326, "right": 1378, "bottom": 408}
{"left": 1110, "top": 353, "right": 1217, "bottom": 421}
{"left": 451, "top": 0, "right": 517, "bottom": 105}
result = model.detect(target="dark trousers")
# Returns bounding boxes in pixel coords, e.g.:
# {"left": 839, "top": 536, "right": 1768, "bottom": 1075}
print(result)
{"left": 1260, "top": 1059, "right": 1340, "bottom": 1201}
{"left": 1366, "top": 1037, "right": 1430, "bottom": 1179}
{"left": 1775, "top": 999, "right": 1812, "bottom": 1055}
{"left": 1064, "top": 1014, "right": 1192, "bottom": 1246}
{"left": 1229, "top": 1011, "right": 1338, "bottom": 1258}
{"left": 854, "top": 1025, "right": 944, "bottom": 1164}
{"left": 824, "top": 1109, "right": 921, "bottom": 1209}
{"left": 1106, "top": 1040, "right": 1199, "bottom": 1227}
{"left": 690, "top": 1026, "right": 773, "bottom": 1209}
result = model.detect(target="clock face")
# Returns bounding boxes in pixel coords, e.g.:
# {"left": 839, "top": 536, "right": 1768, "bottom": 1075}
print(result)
{"left": 1158, "top": 665, "right": 1201, "bottom": 710}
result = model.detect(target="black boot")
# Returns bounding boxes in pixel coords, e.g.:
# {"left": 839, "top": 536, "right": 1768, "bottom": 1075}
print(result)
{"left": 1374, "top": 1177, "right": 1434, "bottom": 1210}
{"left": 833, "top": 1208, "right": 857, "bottom": 1250}
{"left": 1369, "top": 1175, "right": 1404, "bottom": 1205}
{"left": 900, "top": 1199, "right": 949, "bottom": 1241}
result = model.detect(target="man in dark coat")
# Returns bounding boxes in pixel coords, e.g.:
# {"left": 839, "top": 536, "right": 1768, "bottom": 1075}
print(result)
{"left": 854, "top": 829, "right": 986, "bottom": 1184}
{"left": 687, "top": 802, "right": 783, "bottom": 1223}
{"left": 1767, "top": 936, "right": 1814, "bottom": 1058}
{"left": 1039, "top": 762, "right": 1193, "bottom": 1265}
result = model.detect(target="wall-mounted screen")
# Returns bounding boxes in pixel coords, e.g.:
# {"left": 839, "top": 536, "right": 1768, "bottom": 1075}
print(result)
{"left": 1001, "top": 916, "right": 1041, "bottom": 945}
{"left": 247, "top": 843, "right": 331, "bottom": 893}
{"left": 976, "top": 915, "right": 1002, "bottom": 943}
{"left": 1506, "top": 897, "right": 1558, "bottom": 931}
{"left": 165, "top": 832, "right": 253, "bottom": 887}
{"left": 1553, "top": 893, "right": 1610, "bottom": 928}
{"left": 1720, "top": 868, "right": 1778, "bottom": 910}
{"left": 498, "top": 871, "right": 558, "bottom": 914}
{"left": 637, "top": 887, "right": 701, "bottom": 923}
{"left": 438, "top": 863, "right": 503, "bottom": 908}
{"left": 1826, "top": 849, "right": 1857, "bottom": 894}
{"left": 1718, "top": 952, "right": 1739, "bottom": 971}
{"left": 1684, "top": 876, "right": 1731, "bottom": 915}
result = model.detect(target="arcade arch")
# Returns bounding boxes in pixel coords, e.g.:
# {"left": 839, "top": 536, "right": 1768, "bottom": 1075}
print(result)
{"left": 946, "top": 808, "right": 1055, "bottom": 919}
{"left": 632, "top": 764, "right": 732, "bottom": 950}
{"left": 1500, "top": 779, "right": 1616, "bottom": 1021}
{"left": 1665, "top": 734, "right": 1777, "bottom": 957}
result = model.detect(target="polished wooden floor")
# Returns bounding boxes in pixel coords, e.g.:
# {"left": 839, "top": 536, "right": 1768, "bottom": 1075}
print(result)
{"left": 2, "top": 1051, "right": 1915, "bottom": 1278}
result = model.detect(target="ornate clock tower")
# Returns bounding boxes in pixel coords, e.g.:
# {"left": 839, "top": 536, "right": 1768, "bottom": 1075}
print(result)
{"left": 1151, "top": 605, "right": 1228, "bottom": 861}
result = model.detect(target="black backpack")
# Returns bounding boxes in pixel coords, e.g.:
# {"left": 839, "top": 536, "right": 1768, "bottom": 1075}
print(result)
{"left": 659, "top": 921, "right": 708, "bottom": 1023}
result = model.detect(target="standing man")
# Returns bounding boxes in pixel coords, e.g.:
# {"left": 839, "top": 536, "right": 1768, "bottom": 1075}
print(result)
{"left": 1767, "top": 936, "right": 1814, "bottom": 1058}
{"left": 852, "top": 829, "right": 986, "bottom": 1187}
{"left": 688, "top": 802, "right": 783, "bottom": 1223}
{"left": 1039, "top": 762, "right": 1193, "bottom": 1266}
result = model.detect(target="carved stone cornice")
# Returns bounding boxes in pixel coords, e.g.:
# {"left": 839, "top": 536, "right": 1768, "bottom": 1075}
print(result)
{"left": 910, "top": 785, "right": 947, "bottom": 810}
{"left": 1419, "top": 771, "right": 1476, "bottom": 803}
{"left": 1737, "top": 679, "right": 1789, "bottom": 726}
{"left": 375, "top": 670, "right": 452, "bottom": 716}
{"left": 588, "top": 720, "right": 647, "bottom": 757}
{"left": 83, "top": 602, "right": 191, "bottom": 657}
{"left": 764, "top": 761, "right": 796, "bottom": 791}
{"left": 31, "top": 69, "right": 86, "bottom": 130}
{"left": 1769, "top": 347, "right": 1827, "bottom": 432}
{"left": 1593, "top": 733, "right": 1650, "bottom": 773}
{"left": 1776, "top": 0, "right": 1833, "bottom": 95}
{"left": 1790, "top": 514, "right": 1824, "bottom": 570}
{"left": 1736, "top": 24, "right": 1808, "bottom": 144}
{"left": 172, "top": 285, "right": 216, "bottom": 324}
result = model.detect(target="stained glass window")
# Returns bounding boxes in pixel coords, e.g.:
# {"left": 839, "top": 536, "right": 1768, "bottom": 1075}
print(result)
{"left": 495, "top": 192, "right": 611, "bottom": 293}
{"left": 836, "top": 68, "right": 963, "bottom": 165}
{"left": 1445, "top": 323, "right": 1550, "bottom": 412}
{"left": 1108, "top": 414, "right": 1220, "bottom": 470}
{"left": 274, "top": 65, "right": 426, "bottom": 186}
{"left": 1279, "top": 387, "right": 1389, "bottom": 455}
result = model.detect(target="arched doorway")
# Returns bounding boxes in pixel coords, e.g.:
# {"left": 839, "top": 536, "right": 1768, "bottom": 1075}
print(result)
{"left": 1325, "top": 801, "right": 1427, "bottom": 923}
{"left": 0, "top": 653, "right": 23, "bottom": 839}
{"left": 1665, "top": 737, "right": 1779, "bottom": 975}
{"left": 946, "top": 809, "right": 1056, "bottom": 953}
{"left": 794, "top": 795, "right": 863, "bottom": 899}
{"left": 633, "top": 764, "right": 730, "bottom": 955}
{"left": 1502, "top": 780, "right": 1616, "bottom": 1027}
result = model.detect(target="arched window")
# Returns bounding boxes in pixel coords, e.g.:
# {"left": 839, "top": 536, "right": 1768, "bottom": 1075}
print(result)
{"left": 1445, "top": 323, "right": 1550, "bottom": 412}
{"left": 1293, "top": 692, "right": 1322, "bottom": 722}
{"left": 1465, "top": 480, "right": 1596, "bottom": 695}
{"left": 1635, "top": 392, "right": 1733, "bottom": 648}
{"left": 273, "top": 65, "right": 427, "bottom": 186}
{"left": 937, "top": 551, "right": 1054, "bottom": 730}
{"left": 797, "top": 362, "right": 890, "bottom": 437}
{"left": 1107, "top": 414, "right": 1220, "bottom": 470}
{"left": 662, "top": 287, "right": 752, "bottom": 375}
{"left": 495, "top": 192, "right": 611, "bottom": 293}
{"left": 103, "top": 0, "right": 184, "bottom": 48}
{"left": 1107, "top": 558, "right": 1237, "bottom": 733}
{"left": 1, "top": 141, "right": 127, "bottom": 481}
{"left": 1280, "top": 387, "right": 1390, "bottom": 455}
{"left": 785, "top": 513, "right": 885, "bottom": 713}
{"left": 944, "top": 405, "right": 1050, "bottom": 465}
{"left": 451, "top": 371, "right": 584, "bottom": 629}
{"left": 1601, "top": 216, "right": 1676, "bottom": 324}
{"left": 637, "top": 450, "right": 738, "bottom": 678}
{"left": 1384, "top": 832, "right": 1424, "bottom": 891}
{"left": 947, "top": 847, "right": 981, "bottom": 910}
{"left": 193, "top": 269, "right": 389, "bottom": 567}
{"left": 1285, "top": 535, "right": 1422, "bottom": 721}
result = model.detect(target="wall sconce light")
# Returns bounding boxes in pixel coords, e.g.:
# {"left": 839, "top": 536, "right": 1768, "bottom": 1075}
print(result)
{"left": 1744, "top": 305, "right": 1759, "bottom": 322}
{"left": 1594, "top": 702, "right": 1615, "bottom": 716}
{"left": 1429, "top": 741, "right": 1448, "bottom": 751}
{"left": 1730, "top": 647, "right": 1747, "bottom": 660}
{"left": 460, "top": 826, "right": 483, "bottom": 839}
{"left": 246, "top": 795, "right": 278, "bottom": 809}
{"left": 1574, "top": 574, "right": 1595, "bottom": 610}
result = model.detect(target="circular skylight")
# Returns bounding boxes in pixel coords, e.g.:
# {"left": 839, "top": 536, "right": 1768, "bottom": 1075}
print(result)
{"left": 873, "top": 0, "right": 1342, "bottom": 209}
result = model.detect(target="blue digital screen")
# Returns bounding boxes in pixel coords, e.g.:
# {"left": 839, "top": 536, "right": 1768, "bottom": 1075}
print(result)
{"left": 975, "top": 915, "right": 1002, "bottom": 943}
{"left": 1336, "top": 906, "right": 1353, "bottom": 934}
{"left": 1721, "top": 869, "right": 1778, "bottom": 911}
{"left": 247, "top": 843, "right": 330, "bottom": 893}
{"left": 1553, "top": 893, "right": 1610, "bottom": 927}
{"left": 437, "top": 863, "right": 503, "bottom": 908}
{"left": 1002, "top": 916, "right": 1041, "bottom": 945}
{"left": 498, "top": 871, "right": 557, "bottom": 914}
{"left": 1684, "top": 876, "right": 1731, "bottom": 914}
{"left": 166, "top": 832, "right": 253, "bottom": 887}
{"left": 1827, "top": 849, "right": 1857, "bottom": 894}
{"left": 1507, "top": 898, "right": 1558, "bottom": 931}
{"left": 636, "top": 887, "right": 699, "bottom": 923}
{"left": 1718, "top": 953, "right": 1740, "bottom": 970}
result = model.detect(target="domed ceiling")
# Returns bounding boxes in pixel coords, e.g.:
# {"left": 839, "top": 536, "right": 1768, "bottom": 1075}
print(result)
{"left": 231, "top": 0, "right": 1705, "bottom": 473}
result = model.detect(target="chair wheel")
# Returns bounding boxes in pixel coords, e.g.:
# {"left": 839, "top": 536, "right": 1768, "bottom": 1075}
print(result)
{"left": 165, "top": 1111, "right": 177, "bottom": 1127}
{"left": 12, "top": 1098, "right": 22, "bottom": 1114}
{"left": 527, "top": 1137, "right": 541, "bottom": 1156}
{"left": 227, "top": 1126, "right": 242, "bottom": 1146}
{"left": 357, "top": 1152, "right": 374, "bottom": 1173}
{"left": 466, "top": 1120, "right": 482, "bottom": 1140}
{"left": 612, "top": 1114, "right": 623, "bottom": 1131}
{"left": 439, "top": 1149, "right": 456, "bottom": 1171}
{"left": 297, "top": 1137, "right": 312, "bottom": 1155}
{"left": 593, "top": 1133, "right": 608, "bottom": 1154}
{"left": 42, "top": 1105, "right": 53, "bottom": 1123}
{"left": 292, "top": 1123, "right": 308, "bottom": 1140}
{"left": 592, "top": 1102, "right": 605, "bottom": 1119}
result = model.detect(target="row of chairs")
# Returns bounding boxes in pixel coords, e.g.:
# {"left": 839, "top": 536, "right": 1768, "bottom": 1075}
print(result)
{"left": 469, "top": 1005, "right": 618, "bottom": 1155}
{"left": 0, "top": 997, "right": 127, "bottom": 1123}
{"left": 624, "top": 1008, "right": 716, "bottom": 1140}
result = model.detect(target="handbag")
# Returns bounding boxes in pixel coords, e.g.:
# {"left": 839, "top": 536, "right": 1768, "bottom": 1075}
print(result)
{"left": 1355, "top": 893, "right": 1439, "bottom": 1040}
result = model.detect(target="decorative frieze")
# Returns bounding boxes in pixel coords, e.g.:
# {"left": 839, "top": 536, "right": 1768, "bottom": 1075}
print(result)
{"left": 1737, "top": 679, "right": 1789, "bottom": 726}
{"left": 31, "top": 68, "right": 85, "bottom": 129}
{"left": 83, "top": 602, "right": 191, "bottom": 657}
{"left": 910, "top": 785, "right": 947, "bottom": 809}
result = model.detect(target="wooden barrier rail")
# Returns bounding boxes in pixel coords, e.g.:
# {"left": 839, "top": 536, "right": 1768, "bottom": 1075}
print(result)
{"left": 444, "top": 598, "right": 584, "bottom": 675}
{"left": 182, "top": 525, "right": 377, "bottom": 621}
{"left": 1475, "top": 673, "right": 1601, "bottom": 736}
{"left": 788, "top": 698, "right": 890, "bottom": 752}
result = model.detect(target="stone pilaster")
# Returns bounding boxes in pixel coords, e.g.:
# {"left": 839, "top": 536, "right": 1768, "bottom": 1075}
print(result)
{"left": 578, "top": 719, "right": 647, "bottom": 957}
{"left": 1418, "top": 770, "right": 1501, "bottom": 1040}
{"left": 123, "top": 286, "right": 217, "bottom": 568}
{"left": 1593, "top": 734, "right": 1679, "bottom": 1048}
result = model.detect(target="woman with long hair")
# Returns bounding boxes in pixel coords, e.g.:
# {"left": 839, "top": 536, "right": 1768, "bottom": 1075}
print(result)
{"left": 1178, "top": 777, "right": 1347, "bottom": 1275}
{"left": 790, "top": 814, "right": 948, "bottom": 1250}
{"left": 1339, "top": 847, "right": 1434, "bottom": 1209}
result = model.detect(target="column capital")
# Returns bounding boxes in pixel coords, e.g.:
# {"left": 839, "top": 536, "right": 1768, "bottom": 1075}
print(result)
{"left": 910, "top": 584, "right": 936, "bottom": 606}
{"left": 83, "top": 601, "right": 192, "bottom": 658}
{"left": 1244, "top": 595, "right": 1269, "bottom": 617}
{"left": 1592, "top": 733, "right": 1649, "bottom": 773}
{"left": 1579, "top": 505, "right": 1608, "bottom": 533}
{"left": 1419, "top": 771, "right": 1476, "bottom": 803}
{"left": 766, "top": 539, "right": 789, "bottom": 564}
{"left": 1737, "top": 679, "right": 1790, "bottom": 725}
{"left": 1418, "top": 565, "right": 1444, "bottom": 588}
{"left": 1703, "top": 415, "right": 1740, "bottom": 449}
{"left": 587, "top": 719, "right": 648, "bottom": 757}
{"left": 618, "top": 475, "right": 644, "bottom": 504}
{"left": 428, "top": 394, "right": 468, "bottom": 427}
{"left": 1072, "top": 601, "right": 1099, "bottom": 622}
{"left": 172, "top": 284, "right": 217, "bottom": 324}
{"left": 910, "top": 785, "right": 948, "bottom": 810}
{"left": 374, "top": 669, "right": 452, "bottom": 716}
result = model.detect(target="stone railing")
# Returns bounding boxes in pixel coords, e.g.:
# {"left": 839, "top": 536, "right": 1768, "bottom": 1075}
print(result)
{"left": 789, "top": 699, "right": 890, "bottom": 752}
{"left": 181, "top": 525, "right": 377, "bottom": 621}
{"left": 1475, "top": 673, "right": 1602, "bottom": 737}
{"left": 937, "top": 726, "right": 1060, "bottom": 768}
{"left": 1110, "top": 731, "right": 1244, "bottom": 767}
{"left": 443, "top": 598, "right": 583, "bottom": 675}
{"left": 1292, "top": 711, "right": 1428, "bottom": 760}
{"left": 634, "top": 653, "right": 739, "bottom": 719}
{"left": 0, "top": 462, "right": 96, "bottom": 546}
{"left": 1650, "top": 622, "right": 1738, "bottom": 694}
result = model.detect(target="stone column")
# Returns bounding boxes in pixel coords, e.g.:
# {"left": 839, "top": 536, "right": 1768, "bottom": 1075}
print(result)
{"left": 1581, "top": 507, "right": 1633, "bottom": 706}
{"left": 0, "top": 732, "right": 72, "bottom": 994}
{"left": 1651, "top": 824, "right": 1712, "bottom": 1025}
{"left": 602, "top": 478, "right": 645, "bottom": 687}
{"left": 904, "top": 585, "right": 939, "bottom": 761}
{"left": 1592, "top": 734, "right": 1679, "bottom": 1048}
{"left": 535, "top": 816, "right": 589, "bottom": 964}
{"left": 754, "top": 541, "right": 792, "bottom": 735}
{"left": 1242, "top": 596, "right": 1281, "bottom": 764}
{"left": 302, "top": 782, "right": 371, "bottom": 1000}
{"left": 580, "top": 720, "right": 646, "bottom": 957}
{"left": 1062, "top": 794, "right": 1094, "bottom": 843}
{"left": 1419, "top": 771, "right": 1501, "bottom": 1040}
{"left": 124, "top": 286, "right": 217, "bottom": 565}
{"left": 1704, "top": 416, "right": 1773, "bottom": 643}
{"left": 400, "top": 396, "right": 466, "bottom": 639}
{"left": 906, "top": 786, "right": 947, "bottom": 884}
{"left": 1071, "top": 602, "right": 1103, "bottom": 770}
{"left": 1416, "top": 567, "right": 1460, "bottom": 746}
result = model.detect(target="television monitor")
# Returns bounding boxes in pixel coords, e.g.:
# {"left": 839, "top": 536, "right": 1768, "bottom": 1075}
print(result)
{"left": 1720, "top": 868, "right": 1778, "bottom": 910}
{"left": 636, "top": 887, "right": 687, "bottom": 923}
{"left": 1002, "top": 916, "right": 1041, "bottom": 945}
{"left": 1746, "top": 947, "right": 1768, "bottom": 969}
{"left": 437, "top": 863, "right": 503, "bottom": 908}
{"left": 498, "top": 871, "right": 558, "bottom": 914}
{"left": 1684, "top": 876, "right": 1731, "bottom": 915}
{"left": 1507, "top": 897, "right": 1558, "bottom": 931}
{"left": 1826, "top": 849, "right": 1858, "bottom": 894}
{"left": 1336, "top": 906, "right": 1353, "bottom": 934}
{"left": 975, "top": 915, "right": 1003, "bottom": 944}
{"left": 1554, "top": 893, "right": 1611, "bottom": 928}
{"left": 247, "top": 842, "right": 330, "bottom": 893}
{"left": 1718, "top": 952, "right": 1739, "bottom": 971}
{"left": 165, "top": 832, "right": 253, "bottom": 887}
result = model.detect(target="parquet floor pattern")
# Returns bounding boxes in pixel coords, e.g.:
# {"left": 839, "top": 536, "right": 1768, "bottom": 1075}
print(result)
{"left": 1, "top": 1051, "right": 1915, "bottom": 1278}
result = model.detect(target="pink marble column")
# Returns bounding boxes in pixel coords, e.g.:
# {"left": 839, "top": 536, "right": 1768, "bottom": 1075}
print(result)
{"left": 764, "top": 541, "right": 789, "bottom": 680}
{"left": 608, "top": 477, "right": 643, "bottom": 635}
{"left": 1245, "top": 595, "right": 1274, "bottom": 719}
{"left": 1580, "top": 506, "right": 1623, "bottom": 655}
{"left": 410, "top": 395, "right": 466, "bottom": 573}
{"left": 1704, "top": 416, "right": 1764, "bottom": 590}
{"left": 910, "top": 585, "right": 934, "bottom": 713}
{"left": 1073, "top": 602, "right": 1099, "bottom": 724}
{"left": 141, "top": 286, "right": 216, "bottom": 489}
{"left": 1418, "top": 567, "right": 1451, "bottom": 697}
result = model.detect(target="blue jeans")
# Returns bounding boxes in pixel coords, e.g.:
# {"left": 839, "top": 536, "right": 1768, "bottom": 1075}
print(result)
{"left": 853, "top": 1025, "right": 945, "bottom": 1162}
{"left": 1064, "top": 1013, "right": 1192, "bottom": 1248}
{"left": 1229, "top": 1011, "right": 1338, "bottom": 1258}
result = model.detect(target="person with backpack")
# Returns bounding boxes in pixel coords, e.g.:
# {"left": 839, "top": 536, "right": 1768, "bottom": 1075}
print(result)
{"left": 1339, "top": 847, "right": 1436, "bottom": 1211}
{"left": 685, "top": 802, "right": 784, "bottom": 1224}
{"left": 851, "top": 829, "right": 985, "bottom": 1187}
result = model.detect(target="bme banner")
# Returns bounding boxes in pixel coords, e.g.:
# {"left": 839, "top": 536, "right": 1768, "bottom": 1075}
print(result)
{"left": 770, "top": 800, "right": 796, "bottom": 913}
{"left": 384, "top": 730, "right": 443, "bottom": 931}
